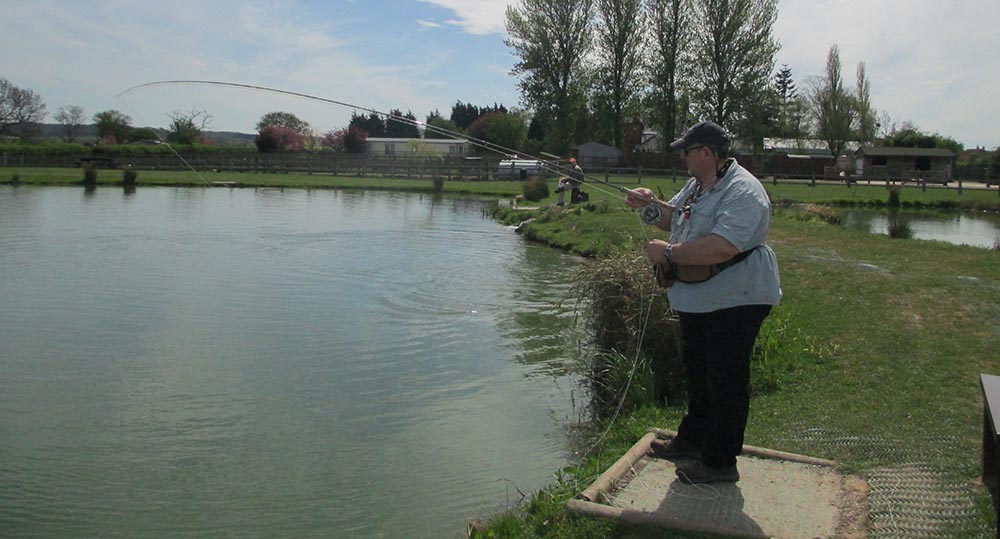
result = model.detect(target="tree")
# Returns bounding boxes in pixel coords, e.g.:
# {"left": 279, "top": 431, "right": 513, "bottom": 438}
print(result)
{"left": 424, "top": 110, "right": 460, "bottom": 139}
{"left": 687, "top": 0, "right": 779, "bottom": 133}
{"left": 645, "top": 0, "right": 690, "bottom": 140}
{"left": 0, "top": 78, "right": 47, "bottom": 134}
{"left": 93, "top": 110, "right": 132, "bottom": 144}
{"left": 469, "top": 111, "right": 529, "bottom": 153}
{"left": 854, "top": 62, "right": 877, "bottom": 145}
{"left": 810, "top": 45, "right": 855, "bottom": 156}
{"left": 343, "top": 125, "right": 368, "bottom": 153}
{"left": 322, "top": 129, "right": 346, "bottom": 151}
{"left": 774, "top": 64, "right": 796, "bottom": 101}
{"left": 384, "top": 109, "right": 420, "bottom": 138}
{"left": 255, "top": 126, "right": 305, "bottom": 153}
{"left": 772, "top": 65, "right": 807, "bottom": 138}
{"left": 256, "top": 111, "right": 309, "bottom": 133}
{"left": 350, "top": 112, "right": 385, "bottom": 138}
{"left": 594, "top": 0, "right": 645, "bottom": 149}
{"left": 167, "top": 108, "right": 211, "bottom": 145}
{"left": 506, "top": 0, "right": 595, "bottom": 154}
{"left": 450, "top": 101, "right": 480, "bottom": 130}
{"left": 54, "top": 105, "right": 87, "bottom": 142}
{"left": 884, "top": 124, "right": 963, "bottom": 155}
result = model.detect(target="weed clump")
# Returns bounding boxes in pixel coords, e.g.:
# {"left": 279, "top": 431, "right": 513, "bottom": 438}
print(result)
{"left": 574, "top": 248, "right": 682, "bottom": 413}
{"left": 82, "top": 163, "right": 97, "bottom": 185}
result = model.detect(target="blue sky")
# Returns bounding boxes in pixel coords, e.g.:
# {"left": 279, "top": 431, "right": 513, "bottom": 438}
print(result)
{"left": 2, "top": 0, "right": 998, "bottom": 149}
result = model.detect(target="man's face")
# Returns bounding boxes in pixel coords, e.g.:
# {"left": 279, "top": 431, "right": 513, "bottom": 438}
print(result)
{"left": 681, "top": 144, "right": 711, "bottom": 179}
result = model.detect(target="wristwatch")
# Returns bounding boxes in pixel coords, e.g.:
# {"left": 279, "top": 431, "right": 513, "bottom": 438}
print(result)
{"left": 663, "top": 243, "right": 674, "bottom": 261}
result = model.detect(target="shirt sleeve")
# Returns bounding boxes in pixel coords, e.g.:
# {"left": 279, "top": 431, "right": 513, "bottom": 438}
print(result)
{"left": 710, "top": 185, "right": 767, "bottom": 252}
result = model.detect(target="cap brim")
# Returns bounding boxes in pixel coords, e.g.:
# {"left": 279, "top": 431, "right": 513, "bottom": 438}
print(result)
{"left": 669, "top": 137, "right": 687, "bottom": 150}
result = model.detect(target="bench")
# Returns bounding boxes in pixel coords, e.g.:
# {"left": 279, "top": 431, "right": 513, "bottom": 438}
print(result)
{"left": 982, "top": 373, "right": 1000, "bottom": 538}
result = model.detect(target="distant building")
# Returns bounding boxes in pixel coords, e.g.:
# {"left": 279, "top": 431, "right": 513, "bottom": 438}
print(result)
{"left": 854, "top": 146, "right": 956, "bottom": 184}
{"left": 638, "top": 131, "right": 662, "bottom": 152}
{"left": 366, "top": 137, "right": 469, "bottom": 157}
{"left": 572, "top": 141, "right": 621, "bottom": 167}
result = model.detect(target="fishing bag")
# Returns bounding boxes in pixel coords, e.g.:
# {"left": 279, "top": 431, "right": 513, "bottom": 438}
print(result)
{"left": 654, "top": 247, "right": 758, "bottom": 288}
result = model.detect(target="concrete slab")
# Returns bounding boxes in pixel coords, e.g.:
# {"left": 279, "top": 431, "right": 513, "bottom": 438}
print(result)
{"left": 568, "top": 432, "right": 869, "bottom": 539}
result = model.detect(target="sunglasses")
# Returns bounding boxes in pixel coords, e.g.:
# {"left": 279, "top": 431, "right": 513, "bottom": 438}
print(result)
{"left": 682, "top": 145, "right": 706, "bottom": 156}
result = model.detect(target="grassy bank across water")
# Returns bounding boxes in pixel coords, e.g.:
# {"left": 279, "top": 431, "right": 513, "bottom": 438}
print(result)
{"left": 5, "top": 169, "right": 1000, "bottom": 536}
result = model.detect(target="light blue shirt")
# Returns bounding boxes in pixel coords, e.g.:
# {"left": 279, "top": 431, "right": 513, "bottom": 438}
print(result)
{"left": 665, "top": 160, "right": 782, "bottom": 313}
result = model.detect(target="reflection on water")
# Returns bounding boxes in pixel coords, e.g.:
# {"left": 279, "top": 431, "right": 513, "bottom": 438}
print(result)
{"left": 0, "top": 186, "right": 586, "bottom": 539}
{"left": 839, "top": 208, "right": 1000, "bottom": 248}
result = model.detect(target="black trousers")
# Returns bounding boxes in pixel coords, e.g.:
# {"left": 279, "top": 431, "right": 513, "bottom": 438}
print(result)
{"left": 675, "top": 304, "right": 772, "bottom": 468}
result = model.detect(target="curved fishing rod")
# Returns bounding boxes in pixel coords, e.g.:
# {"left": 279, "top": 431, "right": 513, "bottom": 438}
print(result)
{"left": 117, "top": 80, "right": 645, "bottom": 197}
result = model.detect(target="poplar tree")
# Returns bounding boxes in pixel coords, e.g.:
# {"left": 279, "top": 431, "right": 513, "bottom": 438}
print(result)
{"left": 855, "top": 62, "right": 877, "bottom": 144}
{"left": 594, "top": 0, "right": 645, "bottom": 149}
{"left": 687, "top": 0, "right": 779, "bottom": 133}
{"left": 811, "top": 45, "right": 856, "bottom": 156}
{"left": 645, "top": 0, "right": 690, "bottom": 140}
{"left": 506, "top": 0, "right": 595, "bottom": 154}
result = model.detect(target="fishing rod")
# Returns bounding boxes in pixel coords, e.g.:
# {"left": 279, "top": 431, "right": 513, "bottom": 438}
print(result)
{"left": 117, "top": 80, "right": 648, "bottom": 199}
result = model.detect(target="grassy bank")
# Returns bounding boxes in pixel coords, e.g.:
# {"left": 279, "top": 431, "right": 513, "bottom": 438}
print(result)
{"left": 485, "top": 188, "right": 999, "bottom": 537}
{"left": 5, "top": 168, "right": 1000, "bottom": 536}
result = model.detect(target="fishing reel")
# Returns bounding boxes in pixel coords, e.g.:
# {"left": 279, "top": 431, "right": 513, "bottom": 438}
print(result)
{"left": 640, "top": 203, "right": 661, "bottom": 225}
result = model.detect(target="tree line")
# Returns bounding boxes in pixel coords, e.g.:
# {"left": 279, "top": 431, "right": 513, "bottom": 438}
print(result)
{"left": 503, "top": 0, "right": 971, "bottom": 159}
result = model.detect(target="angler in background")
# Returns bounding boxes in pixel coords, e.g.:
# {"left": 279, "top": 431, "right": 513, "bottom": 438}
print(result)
{"left": 555, "top": 157, "right": 586, "bottom": 206}
{"left": 624, "top": 121, "right": 782, "bottom": 484}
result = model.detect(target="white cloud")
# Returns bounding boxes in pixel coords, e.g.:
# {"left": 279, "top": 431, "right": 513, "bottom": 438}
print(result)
{"left": 417, "top": 19, "right": 442, "bottom": 29}
{"left": 417, "top": 0, "right": 513, "bottom": 35}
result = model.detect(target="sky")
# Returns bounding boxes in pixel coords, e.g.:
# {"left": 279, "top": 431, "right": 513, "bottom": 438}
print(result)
{"left": 1, "top": 0, "right": 997, "bottom": 149}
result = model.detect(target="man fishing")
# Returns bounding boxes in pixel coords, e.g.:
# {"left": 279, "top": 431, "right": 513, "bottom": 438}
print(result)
{"left": 555, "top": 157, "right": 585, "bottom": 206}
{"left": 625, "top": 120, "right": 782, "bottom": 484}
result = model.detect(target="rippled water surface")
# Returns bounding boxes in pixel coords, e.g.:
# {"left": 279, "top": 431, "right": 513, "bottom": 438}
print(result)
{"left": 0, "top": 186, "right": 585, "bottom": 538}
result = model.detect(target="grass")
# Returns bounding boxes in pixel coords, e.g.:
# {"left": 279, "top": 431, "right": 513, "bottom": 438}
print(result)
{"left": 488, "top": 180, "right": 1000, "bottom": 537}
{"left": 6, "top": 167, "right": 1000, "bottom": 536}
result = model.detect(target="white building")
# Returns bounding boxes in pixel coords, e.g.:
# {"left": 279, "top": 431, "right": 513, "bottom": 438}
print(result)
{"left": 366, "top": 137, "right": 469, "bottom": 158}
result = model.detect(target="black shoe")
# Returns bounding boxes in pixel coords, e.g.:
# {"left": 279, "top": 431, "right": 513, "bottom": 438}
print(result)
{"left": 649, "top": 437, "right": 701, "bottom": 460}
{"left": 675, "top": 461, "right": 739, "bottom": 484}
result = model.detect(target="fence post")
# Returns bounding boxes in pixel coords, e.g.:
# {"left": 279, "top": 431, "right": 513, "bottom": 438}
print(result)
{"left": 958, "top": 178, "right": 963, "bottom": 195}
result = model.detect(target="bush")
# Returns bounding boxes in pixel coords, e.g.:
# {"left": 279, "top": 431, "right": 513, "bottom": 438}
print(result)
{"left": 521, "top": 176, "right": 549, "bottom": 202}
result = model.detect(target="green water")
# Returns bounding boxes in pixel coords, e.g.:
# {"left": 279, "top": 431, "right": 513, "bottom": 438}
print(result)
{"left": 0, "top": 186, "right": 586, "bottom": 538}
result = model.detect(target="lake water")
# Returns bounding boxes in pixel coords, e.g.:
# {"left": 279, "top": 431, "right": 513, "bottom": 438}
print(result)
{"left": 839, "top": 208, "right": 1000, "bottom": 248}
{"left": 0, "top": 186, "right": 586, "bottom": 539}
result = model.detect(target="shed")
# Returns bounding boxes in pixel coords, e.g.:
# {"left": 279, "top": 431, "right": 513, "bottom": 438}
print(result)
{"left": 572, "top": 141, "right": 621, "bottom": 167}
{"left": 854, "top": 146, "right": 955, "bottom": 184}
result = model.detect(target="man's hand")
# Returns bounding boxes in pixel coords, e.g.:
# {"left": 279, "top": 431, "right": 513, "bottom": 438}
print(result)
{"left": 625, "top": 187, "right": 655, "bottom": 209}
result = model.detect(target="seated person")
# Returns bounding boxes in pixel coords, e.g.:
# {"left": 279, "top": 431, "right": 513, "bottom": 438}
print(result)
{"left": 555, "top": 157, "right": 584, "bottom": 206}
